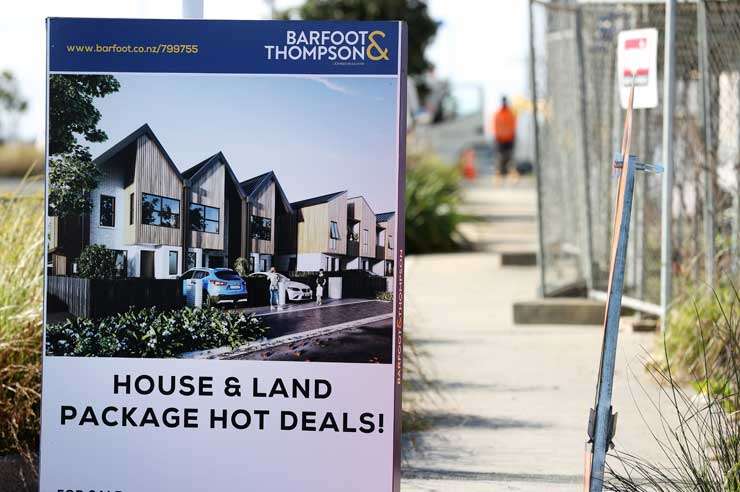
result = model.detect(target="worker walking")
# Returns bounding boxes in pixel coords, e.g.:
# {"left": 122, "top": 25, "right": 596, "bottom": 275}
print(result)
{"left": 493, "top": 96, "right": 518, "bottom": 183}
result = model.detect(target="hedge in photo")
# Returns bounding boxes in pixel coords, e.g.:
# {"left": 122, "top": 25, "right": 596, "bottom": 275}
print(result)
{"left": 46, "top": 306, "right": 268, "bottom": 358}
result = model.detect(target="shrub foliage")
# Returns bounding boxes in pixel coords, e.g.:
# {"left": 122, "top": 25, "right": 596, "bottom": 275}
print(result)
{"left": 77, "top": 244, "right": 117, "bottom": 279}
{"left": 405, "top": 152, "right": 468, "bottom": 254}
{"left": 46, "top": 307, "right": 268, "bottom": 358}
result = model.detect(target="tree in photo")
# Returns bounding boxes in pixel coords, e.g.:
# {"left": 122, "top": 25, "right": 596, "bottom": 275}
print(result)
{"left": 282, "top": 0, "right": 439, "bottom": 77}
{"left": 47, "top": 149, "right": 101, "bottom": 218}
{"left": 48, "top": 74, "right": 120, "bottom": 217}
{"left": 77, "top": 244, "right": 117, "bottom": 280}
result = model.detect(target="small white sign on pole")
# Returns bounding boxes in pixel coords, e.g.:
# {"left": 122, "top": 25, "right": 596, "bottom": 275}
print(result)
{"left": 617, "top": 28, "right": 659, "bottom": 109}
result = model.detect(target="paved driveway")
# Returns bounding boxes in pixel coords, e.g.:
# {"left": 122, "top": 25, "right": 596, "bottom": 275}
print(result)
{"left": 242, "top": 299, "right": 393, "bottom": 340}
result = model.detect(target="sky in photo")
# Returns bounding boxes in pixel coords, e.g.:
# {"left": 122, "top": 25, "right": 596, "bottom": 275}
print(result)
{"left": 82, "top": 74, "right": 399, "bottom": 213}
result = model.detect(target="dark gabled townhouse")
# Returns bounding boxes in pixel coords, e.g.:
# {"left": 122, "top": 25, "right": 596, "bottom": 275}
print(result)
{"left": 49, "top": 124, "right": 186, "bottom": 279}
{"left": 239, "top": 171, "right": 295, "bottom": 273}
{"left": 181, "top": 151, "right": 247, "bottom": 272}
{"left": 50, "top": 125, "right": 250, "bottom": 279}
{"left": 373, "top": 211, "right": 396, "bottom": 277}
{"left": 290, "top": 190, "right": 348, "bottom": 272}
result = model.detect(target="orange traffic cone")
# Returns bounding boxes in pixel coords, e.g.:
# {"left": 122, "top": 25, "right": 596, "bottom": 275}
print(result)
{"left": 462, "top": 149, "right": 476, "bottom": 180}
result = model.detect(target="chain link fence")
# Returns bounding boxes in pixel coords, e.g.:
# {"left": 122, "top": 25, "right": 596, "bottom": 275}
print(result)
{"left": 531, "top": 0, "right": 740, "bottom": 312}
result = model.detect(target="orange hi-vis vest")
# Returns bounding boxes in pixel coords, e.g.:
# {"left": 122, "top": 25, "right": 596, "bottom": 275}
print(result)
{"left": 493, "top": 106, "right": 516, "bottom": 144}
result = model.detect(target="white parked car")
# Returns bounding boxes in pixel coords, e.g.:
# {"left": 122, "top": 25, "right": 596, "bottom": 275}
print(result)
{"left": 248, "top": 272, "right": 313, "bottom": 302}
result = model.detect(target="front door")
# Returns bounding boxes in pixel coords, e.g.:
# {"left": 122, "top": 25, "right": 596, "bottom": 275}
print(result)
{"left": 141, "top": 251, "right": 155, "bottom": 278}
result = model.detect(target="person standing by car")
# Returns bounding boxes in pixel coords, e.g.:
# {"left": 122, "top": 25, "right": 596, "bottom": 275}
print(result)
{"left": 267, "top": 266, "right": 280, "bottom": 310}
{"left": 316, "top": 269, "right": 327, "bottom": 306}
{"left": 493, "top": 95, "right": 518, "bottom": 182}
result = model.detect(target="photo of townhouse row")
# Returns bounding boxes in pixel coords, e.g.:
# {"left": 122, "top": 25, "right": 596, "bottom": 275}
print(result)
{"left": 48, "top": 124, "right": 396, "bottom": 280}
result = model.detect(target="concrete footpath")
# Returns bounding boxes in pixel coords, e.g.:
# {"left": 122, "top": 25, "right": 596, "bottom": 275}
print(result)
{"left": 400, "top": 179, "right": 663, "bottom": 491}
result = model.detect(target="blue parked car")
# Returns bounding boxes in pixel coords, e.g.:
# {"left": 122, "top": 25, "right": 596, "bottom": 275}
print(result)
{"left": 180, "top": 268, "right": 247, "bottom": 306}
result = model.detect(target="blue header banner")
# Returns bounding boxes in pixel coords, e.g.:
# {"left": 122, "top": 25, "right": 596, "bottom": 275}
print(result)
{"left": 48, "top": 18, "right": 400, "bottom": 76}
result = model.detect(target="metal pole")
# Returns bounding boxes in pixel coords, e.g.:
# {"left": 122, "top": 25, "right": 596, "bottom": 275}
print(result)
{"left": 182, "top": 0, "right": 204, "bottom": 19}
{"left": 660, "top": 0, "right": 676, "bottom": 324}
{"left": 697, "top": 0, "right": 715, "bottom": 286}
{"left": 529, "top": 0, "right": 547, "bottom": 297}
{"left": 589, "top": 155, "right": 640, "bottom": 492}
{"left": 575, "top": 6, "right": 595, "bottom": 290}
{"left": 636, "top": 108, "right": 648, "bottom": 304}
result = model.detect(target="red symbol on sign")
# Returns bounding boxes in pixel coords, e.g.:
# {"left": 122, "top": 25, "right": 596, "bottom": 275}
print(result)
{"left": 623, "top": 68, "right": 649, "bottom": 87}
{"left": 624, "top": 38, "right": 647, "bottom": 50}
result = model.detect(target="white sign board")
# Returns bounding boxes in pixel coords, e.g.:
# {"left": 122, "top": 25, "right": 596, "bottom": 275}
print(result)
{"left": 617, "top": 28, "right": 659, "bottom": 109}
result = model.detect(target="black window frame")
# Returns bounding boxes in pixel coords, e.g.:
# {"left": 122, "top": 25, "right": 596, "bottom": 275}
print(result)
{"left": 129, "top": 192, "right": 134, "bottom": 225}
{"left": 99, "top": 194, "right": 116, "bottom": 227}
{"left": 250, "top": 215, "right": 272, "bottom": 241}
{"left": 141, "top": 192, "right": 180, "bottom": 229}
{"left": 168, "top": 251, "right": 178, "bottom": 276}
{"left": 189, "top": 202, "right": 220, "bottom": 234}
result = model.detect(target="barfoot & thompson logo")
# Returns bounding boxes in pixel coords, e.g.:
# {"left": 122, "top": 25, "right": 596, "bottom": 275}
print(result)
{"left": 264, "top": 29, "right": 389, "bottom": 63}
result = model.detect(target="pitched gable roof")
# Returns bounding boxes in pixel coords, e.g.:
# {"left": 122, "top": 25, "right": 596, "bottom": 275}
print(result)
{"left": 181, "top": 153, "right": 214, "bottom": 179}
{"left": 376, "top": 211, "right": 396, "bottom": 223}
{"left": 183, "top": 151, "right": 246, "bottom": 199}
{"left": 347, "top": 195, "right": 375, "bottom": 216}
{"left": 240, "top": 171, "right": 293, "bottom": 213}
{"left": 239, "top": 171, "right": 273, "bottom": 196}
{"left": 93, "top": 123, "right": 181, "bottom": 179}
{"left": 291, "top": 190, "right": 346, "bottom": 209}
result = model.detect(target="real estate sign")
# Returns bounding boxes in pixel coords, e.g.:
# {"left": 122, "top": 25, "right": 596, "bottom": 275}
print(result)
{"left": 42, "top": 18, "right": 406, "bottom": 492}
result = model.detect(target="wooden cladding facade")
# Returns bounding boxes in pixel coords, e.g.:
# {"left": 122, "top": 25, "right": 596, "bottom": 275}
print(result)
{"left": 132, "top": 134, "right": 182, "bottom": 246}
{"left": 348, "top": 196, "right": 377, "bottom": 258}
{"left": 189, "top": 160, "right": 225, "bottom": 250}
{"left": 296, "top": 192, "right": 347, "bottom": 255}
{"left": 379, "top": 214, "right": 396, "bottom": 260}
{"left": 249, "top": 180, "right": 275, "bottom": 255}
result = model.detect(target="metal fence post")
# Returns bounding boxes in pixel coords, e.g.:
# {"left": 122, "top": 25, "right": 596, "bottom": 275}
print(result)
{"left": 697, "top": 0, "right": 715, "bottom": 286}
{"left": 575, "top": 6, "right": 595, "bottom": 290}
{"left": 529, "top": 0, "right": 547, "bottom": 297}
{"left": 660, "top": 0, "right": 677, "bottom": 324}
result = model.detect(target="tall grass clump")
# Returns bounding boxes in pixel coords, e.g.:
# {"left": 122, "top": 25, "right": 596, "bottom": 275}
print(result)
{"left": 405, "top": 151, "right": 468, "bottom": 254}
{"left": 0, "top": 182, "right": 44, "bottom": 469}
{"left": 605, "top": 285, "right": 740, "bottom": 491}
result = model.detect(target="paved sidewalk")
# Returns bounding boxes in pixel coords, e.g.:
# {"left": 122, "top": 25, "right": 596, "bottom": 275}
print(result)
{"left": 400, "top": 180, "right": 663, "bottom": 491}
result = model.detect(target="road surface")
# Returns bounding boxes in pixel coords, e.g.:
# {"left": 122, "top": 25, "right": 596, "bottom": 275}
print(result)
{"left": 219, "top": 299, "right": 394, "bottom": 363}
